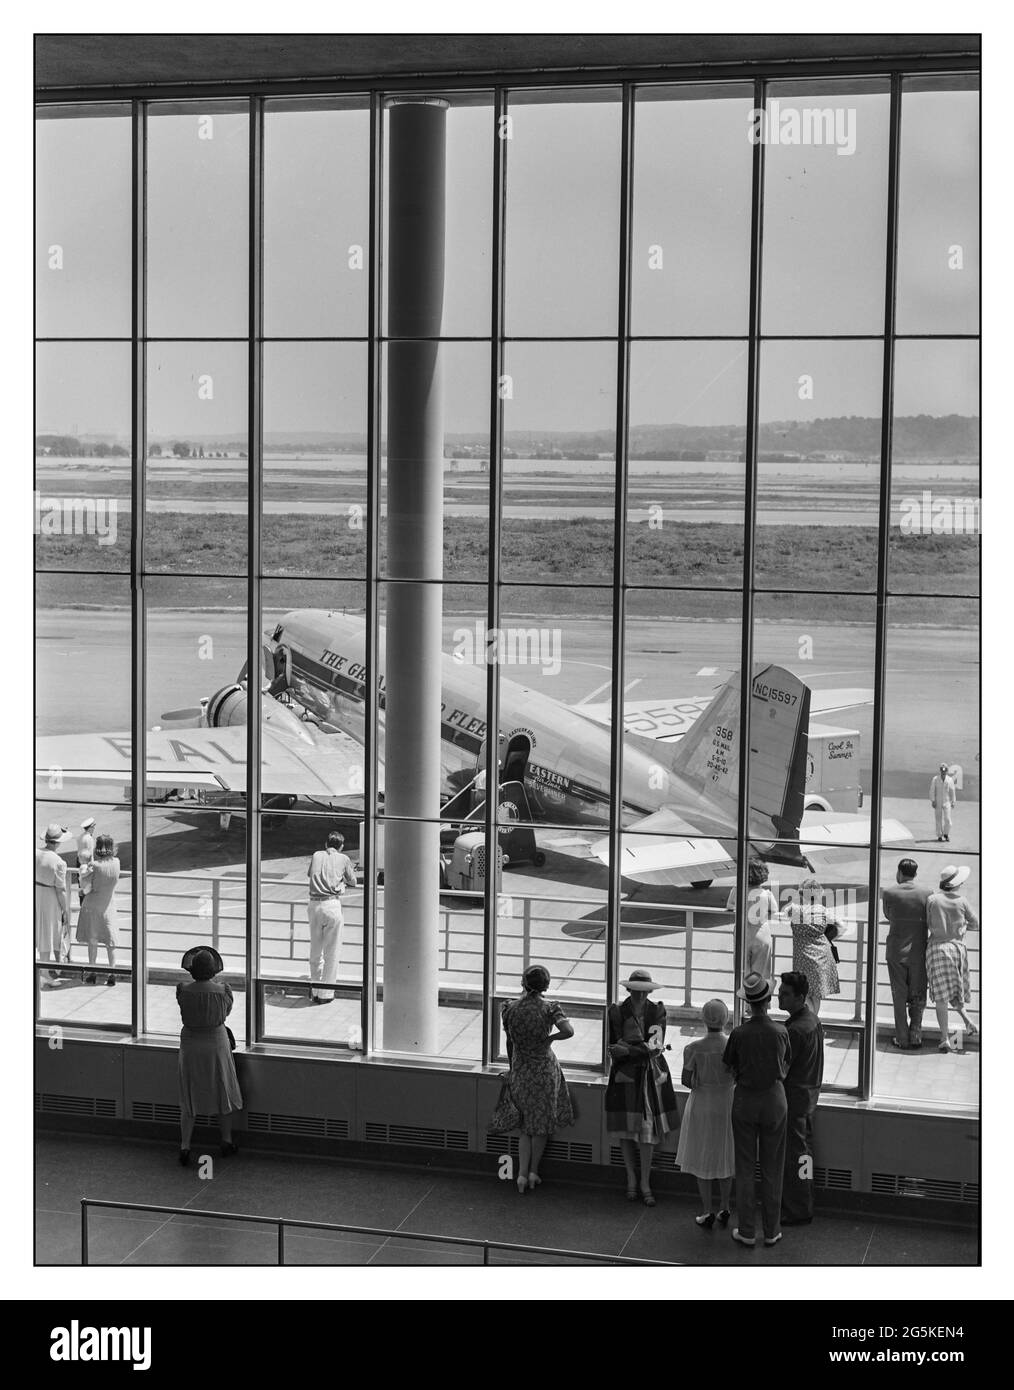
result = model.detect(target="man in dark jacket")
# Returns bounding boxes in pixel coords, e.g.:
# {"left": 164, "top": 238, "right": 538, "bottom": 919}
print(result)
{"left": 723, "top": 971, "right": 790, "bottom": 1248}
{"left": 882, "top": 858, "right": 931, "bottom": 1049}
{"left": 778, "top": 970, "right": 824, "bottom": 1226}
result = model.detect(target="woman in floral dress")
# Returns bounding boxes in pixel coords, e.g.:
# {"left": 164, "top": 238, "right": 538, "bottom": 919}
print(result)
{"left": 491, "top": 964, "right": 575, "bottom": 1192}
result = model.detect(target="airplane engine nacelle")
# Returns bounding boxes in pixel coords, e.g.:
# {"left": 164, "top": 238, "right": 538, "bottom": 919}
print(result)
{"left": 205, "top": 684, "right": 315, "bottom": 745}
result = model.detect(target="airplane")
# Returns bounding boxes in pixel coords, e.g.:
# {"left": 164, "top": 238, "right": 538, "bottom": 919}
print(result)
{"left": 36, "top": 608, "right": 910, "bottom": 890}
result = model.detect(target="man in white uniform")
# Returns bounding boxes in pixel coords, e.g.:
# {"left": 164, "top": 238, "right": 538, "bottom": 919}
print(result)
{"left": 306, "top": 831, "right": 357, "bottom": 1003}
{"left": 929, "top": 763, "right": 957, "bottom": 842}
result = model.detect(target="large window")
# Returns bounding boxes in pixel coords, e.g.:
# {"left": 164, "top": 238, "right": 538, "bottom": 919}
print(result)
{"left": 34, "top": 71, "right": 979, "bottom": 1109}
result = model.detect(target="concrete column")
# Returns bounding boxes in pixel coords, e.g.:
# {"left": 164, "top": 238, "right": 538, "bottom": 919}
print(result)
{"left": 382, "top": 101, "right": 446, "bottom": 1053}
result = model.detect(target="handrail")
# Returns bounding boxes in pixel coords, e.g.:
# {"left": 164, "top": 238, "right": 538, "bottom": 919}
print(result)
{"left": 80, "top": 1197, "right": 676, "bottom": 1266}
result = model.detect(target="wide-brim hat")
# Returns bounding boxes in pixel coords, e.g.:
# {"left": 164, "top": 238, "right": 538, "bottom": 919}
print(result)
{"left": 939, "top": 865, "right": 970, "bottom": 890}
{"left": 737, "top": 972, "right": 772, "bottom": 1004}
{"left": 181, "top": 946, "right": 225, "bottom": 978}
{"left": 620, "top": 970, "right": 658, "bottom": 993}
{"left": 41, "top": 823, "right": 67, "bottom": 843}
{"left": 80, "top": 817, "right": 96, "bottom": 831}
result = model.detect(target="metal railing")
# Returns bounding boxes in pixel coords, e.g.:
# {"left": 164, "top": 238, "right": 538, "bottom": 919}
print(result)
{"left": 46, "top": 872, "right": 982, "bottom": 1031}
{"left": 80, "top": 1197, "right": 676, "bottom": 1266}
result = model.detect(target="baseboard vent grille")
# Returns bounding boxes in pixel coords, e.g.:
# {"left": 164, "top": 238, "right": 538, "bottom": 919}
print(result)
{"left": 815, "top": 1166, "right": 854, "bottom": 1191}
{"left": 247, "top": 1112, "right": 349, "bottom": 1140}
{"left": 487, "top": 1134, "right": 593, "bottom": 1164}
{"left": 609, "top": 1145, "right": 680, "bottom": 1172}
{"left": 365, "top": 1122, "right": 468, "bottom": 1151}
{"left": 131, "top": 1101, "right": 213, "bottom": 1126}
{"left": 872, "top": 1172, "right": 978, "bottom": 1204}
{"left": 35, "top": 1093, "right": 117, "bottom": 1119}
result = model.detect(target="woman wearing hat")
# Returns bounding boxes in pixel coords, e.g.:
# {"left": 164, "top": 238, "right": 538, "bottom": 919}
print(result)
{"left": 491, "top": 964, "right": 575, "bottom": 1193}
{"left": 605, "top": 970, "right": 680, "bottom": 1205}
{"left": 926, "top": 866, "right": 979, "bottom": 1052}
{"left": 176, "top": 946, "right": 243, "bottom": 1165}
{"left": 676, "top": 999, "right": 735, "bottom": 1228}
{"left": 35, "top": 823, "right": 69, "bottom": 983}
{"left": 76, "top": 835, "right": 120, "bottom": 986}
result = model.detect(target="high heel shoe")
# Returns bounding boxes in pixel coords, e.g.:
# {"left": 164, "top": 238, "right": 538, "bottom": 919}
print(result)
{"left": 695, "top": 1212, "right": 716, "bottom": 1228}
{"left": 527, "top": 1173, "right": 542, "bottom": 1190}
{"left": 716, "top": 1209, "right": 732, "bottom": 1227}
{"left": 626, "top": 1185, "right": 639, "bottom": 1201}
{"left": 640, "top": 1189, "right": 656, "bottom": 1208}
{"left": 516, "top": 1175, "right": 528, "bottom": 1194}
{"left": 178, "top": 1149, "right": 190, "bottom": 1167}
{"left": 964, "top": 1022, "right": 978, "bottom": 1039}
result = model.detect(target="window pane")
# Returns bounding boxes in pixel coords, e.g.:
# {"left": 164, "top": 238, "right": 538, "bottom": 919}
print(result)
{"left": 761, "top": 81, "right": 889, "bottom": 335}
{"left": 505, "top": 90, "right": 621, "bottom": 336}
{"left": 35, "top": 341, "right": 132, "bottom": 572}
{"left": 756, "top": 340, "right": 883, "bottom": 590}
{"left": 36, "top": 573, "right": 132, "bottom": 805}
{"left": 888, "top": 339, "right": 979, "bottom": 596}
{"left": 501, "top": 341, "right": 616, "bottom": 583}
{"left": 144, "top": 577, "right": 248, "bottom": 818}
{"left": 145, "top": 342, "right": 248, "bottom": 573}
{"left": 263, "top": 342, "right": 368, "bottom": 578}
{"left": 35, "top": 799, "right": 132, "bottom": 1027}
{"left": 260, "top": 580, "right": 368, "bottom": 813}
{"left": 631, "top": 85, "right": 753, "bottom": 335}
{"left": 883, "top": 596, "right": 978, "bottom": 857}
{"left": 35, "top": 105, "right": 132, "bottom": 338}
{"left": 896, "top": 79, "right": 979, "bottom": 335}
{"left": 146, "top": 102, "right": 248, "bottom": 337}
{"left": 264, "top": 98, "right": 370, "bottom": 337}
{"left": 145, "top": 807, "right": 246, "bottom": 1042}
{"left": 627, "top": 341, "right": 747, "bottom": 586}
{"left": 873, "top": 845, "right": 978, "bottom": 1106}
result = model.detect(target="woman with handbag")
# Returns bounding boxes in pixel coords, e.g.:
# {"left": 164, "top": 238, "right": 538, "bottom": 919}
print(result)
{"left": 778, "top": 876, "right": 842, "bottom": 1016}
{"left": 176, "top": 947, "right": 243, "bottom": 1166}
{"left": 490, "top": 964, "right": 575, "bottom": 1193}
{"left": 605, "top": 970, "right": 680, "bottom": 1206}
{"left": 76, "top": 834, "right": 120, "bottom": 986}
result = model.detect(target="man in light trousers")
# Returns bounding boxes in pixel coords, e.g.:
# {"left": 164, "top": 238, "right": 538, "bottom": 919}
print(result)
{"left": 307, "top": 831, "right": 357, "bottom": 1003}
{"left": 930, "top": 762, "right": 957, "bottom": 842}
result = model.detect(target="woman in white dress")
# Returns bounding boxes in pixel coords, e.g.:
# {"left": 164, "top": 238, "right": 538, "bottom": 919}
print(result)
{"left": 676, "top": 999, "right": 735, "bottom": 1229}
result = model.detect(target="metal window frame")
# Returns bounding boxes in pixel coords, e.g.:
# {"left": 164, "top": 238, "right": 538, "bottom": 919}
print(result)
{"left": 36, "top": 60, "right": 977, "bottom": 1094}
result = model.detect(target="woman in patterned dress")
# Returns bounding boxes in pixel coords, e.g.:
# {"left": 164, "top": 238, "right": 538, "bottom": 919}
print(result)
{"left": 491, "top": 964, "right": 575, "bottom": 1192}
{"left": 926, "top": 865, "right": 979, "bottom": 1052}
{"left": 778, "top": 876, "right": 841, "bottom": 1015}
{"left": 605, "top": 970, "right": 681, "bottom": 1206}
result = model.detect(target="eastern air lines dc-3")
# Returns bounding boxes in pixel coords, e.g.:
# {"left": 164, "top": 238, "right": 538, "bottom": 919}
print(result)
{"left": 37, "top": 609, "right": 911, "bottom": 890}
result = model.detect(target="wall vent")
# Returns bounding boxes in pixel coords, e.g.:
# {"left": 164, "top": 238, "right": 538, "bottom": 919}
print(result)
{"left": 487, "top": 1134, "right": 594, "bottom": 1164}
{"left": 365, "top": 1122, "right": 468, "bottom": 1151}
{"left": 815, "top": 1166, "right": 853, "bottom": 1191}
{"left": 131, "top": 1101, "right": 212, "bottom": 1126}
{"left": 35, "top": 1092, "right": 117, "bottom": 1119}
{"left": 608, "top": 1145, "right": 679, "bottom": 1172}
{"left": 872, "top": 1172, "right": 978, "bottom": 1204}
{"left": 247, "top": 1112, "right": 349, "bottom": 1140}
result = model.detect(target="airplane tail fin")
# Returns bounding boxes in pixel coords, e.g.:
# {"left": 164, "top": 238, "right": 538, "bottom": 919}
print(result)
{"left": 658, "top": 664, "right": 811, "bottom": 848}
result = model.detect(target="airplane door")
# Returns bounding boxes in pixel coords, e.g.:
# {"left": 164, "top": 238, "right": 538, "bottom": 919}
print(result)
{"left": 502, "top": 734, "right": 531, "bottom": 786}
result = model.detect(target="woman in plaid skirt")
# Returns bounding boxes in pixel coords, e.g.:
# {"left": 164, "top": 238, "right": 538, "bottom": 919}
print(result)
{"left": 926, "top": 865, "right": 979, "bottom": 1052}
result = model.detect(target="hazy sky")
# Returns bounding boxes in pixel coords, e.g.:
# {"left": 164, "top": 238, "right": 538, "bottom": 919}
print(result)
{"left": 36, "top": 85, "right": 979, "bottom": 437}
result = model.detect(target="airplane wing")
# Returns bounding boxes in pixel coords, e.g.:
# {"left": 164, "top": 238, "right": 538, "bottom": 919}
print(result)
{"left": 577, "top": 689, "right": 875, "bottom": 743}
{"left": 36, "top": 723, "right": 367, "bottom": 803}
